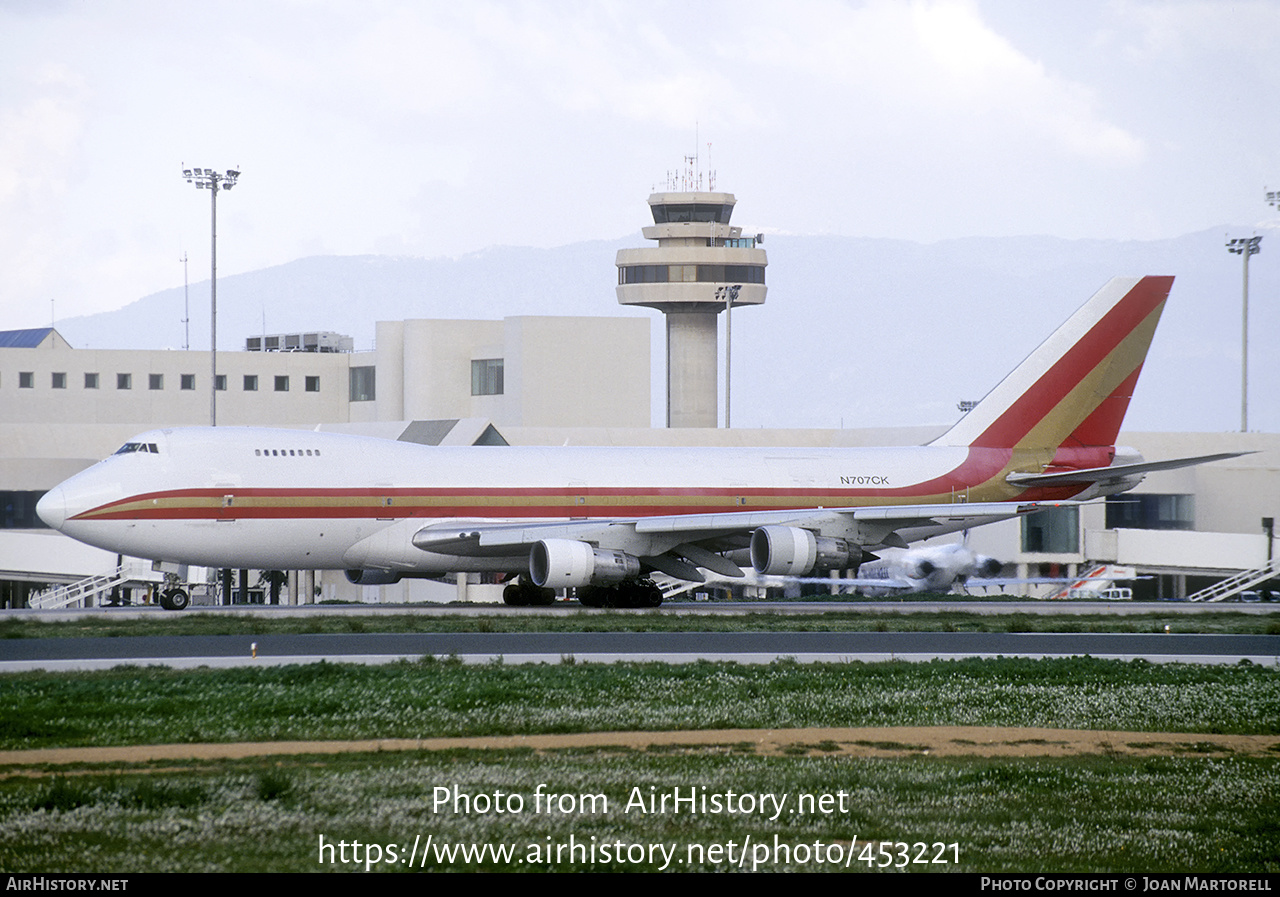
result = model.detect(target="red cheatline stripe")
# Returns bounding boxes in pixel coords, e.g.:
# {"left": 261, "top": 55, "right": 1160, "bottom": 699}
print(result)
{"left": 68, "top": 448, "right": 1042, "bottom": 522}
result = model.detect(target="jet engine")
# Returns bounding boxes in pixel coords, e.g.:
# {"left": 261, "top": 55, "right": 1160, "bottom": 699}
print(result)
{"left": 750, "top": 526, "right": 858, "bottom": 576}
{"left": 907, "top": 558, "right": 937, "bottom": 579}
{"left": 973, "top": 555, "right": 1003, "bottom": 578}
{"left": 529, "top": 539, "right": 642, "bottom": 588}
{"left": 345, "top": 568, "right": 403, "bottom": 586}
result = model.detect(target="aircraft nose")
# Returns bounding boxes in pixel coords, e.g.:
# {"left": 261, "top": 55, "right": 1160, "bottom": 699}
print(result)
{"left": 36, "top": 486, "right": 66, "bottom": 530}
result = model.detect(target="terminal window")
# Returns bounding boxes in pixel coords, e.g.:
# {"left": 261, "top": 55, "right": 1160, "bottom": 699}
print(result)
{"left": 18, "top": 372, "right": 33, "bottom": 388}
{"left": 51, "top": 372, "right": 66, "bottom": 389}
{"left": 471, "top": 358, "right": 504, "bottom": 396}
{"left": 650, "top": 202, "right": 733, "bottom": 224}
{"left": 117, "top": 373, "right": 132, "bottom": 390}
{"left": 1021, "top": 505, "right": 1079, "bottom": 554}
{"left": 244, "top": 375, "right": 258, "bottom": 392}
{"left": 305, "top": 376, "right": 320, "bottom": 392}
{"left": 2, "top": 492, "right": 47, "bottom": 529}
{"left": 181, "top": 374, "right": 196, "bottom": 390}
{"left": 1105, "top": 494, "right": 1194, "bottom": 531}
{"left": 349, "top": 366, "right": 375, "bottom": 402}
{"left": 149, "top": 374, "right": 163, "bottom": 390}
{"left": 84, "top": 373, "right": 99, "bottom": 389}
{"left": 275, "top": 376, "right": 289, "bottom": 392}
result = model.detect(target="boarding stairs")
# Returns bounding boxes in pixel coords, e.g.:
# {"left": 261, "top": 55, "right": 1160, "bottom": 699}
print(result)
{"left": 1186, "top": 560, "right": 1277, "bottom": 603}
{"left": 29, "top": 561, "right": 160, "bottom": 610}
{"left": 653, "top": 575, "right": 701, "bottom": 600}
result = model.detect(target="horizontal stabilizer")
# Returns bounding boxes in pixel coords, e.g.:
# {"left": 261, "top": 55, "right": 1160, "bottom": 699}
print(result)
{"left": 1005, "top": 452, "right": 1249, "bottom": 488}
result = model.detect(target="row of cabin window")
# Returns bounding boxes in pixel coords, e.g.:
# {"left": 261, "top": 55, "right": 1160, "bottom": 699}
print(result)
{"left": 255, "top": 448, "right": 321, "bottom": 457}
{"left": 11, "top": 372, "right": 321, "bottom": 392}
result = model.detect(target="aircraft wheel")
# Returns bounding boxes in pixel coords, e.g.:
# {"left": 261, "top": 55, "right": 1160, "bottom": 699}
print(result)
{"left": 611, "top": 583, "right": 647, "bottom": 608}
{"left": 576, "top": 587, "right": 604, "bottom": 608}
{"left": 161, "top": 588, "right": 189, "bottom": 611}
{"left": 530, "top": 586, "right": 556, "bottom": 606}
{"left": 503, "top": 584, "right": 527, "bottom": 606}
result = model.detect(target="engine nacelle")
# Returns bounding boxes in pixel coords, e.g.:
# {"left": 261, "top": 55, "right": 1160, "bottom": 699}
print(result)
{"left": 345, "top": 568, "right": 403, "bottom": 586}
{"left": 974, "top": 556, "right": 1003, "bottom": 578}
{"left": 529, "top": 539, "right": 642, "bottom": 588}
{"left": 908, "top": 559, "right": 937, "bottom": 579}
{"left": 750, "top": 526, "right": 857, "bottom": 576}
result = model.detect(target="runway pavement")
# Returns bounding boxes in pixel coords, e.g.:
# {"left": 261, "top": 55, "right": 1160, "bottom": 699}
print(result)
{"left": 2, "top": 629, "right": 1277, "bottom": 671}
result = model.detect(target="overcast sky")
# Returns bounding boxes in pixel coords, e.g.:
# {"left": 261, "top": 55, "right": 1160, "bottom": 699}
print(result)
{"left": 2, "top": 0, "right": 1278, "bottom": 329}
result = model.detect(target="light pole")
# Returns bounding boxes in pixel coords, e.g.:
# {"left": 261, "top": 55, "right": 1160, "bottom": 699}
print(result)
{"left": 1226, "top": 235, "right": 1261, "bottom": 432}
{"left": 716, "top": 284, "right": 740, "bottom": 428}
{"left": 179, "top": 252, "right": 189, "bottom": 351}
{"left": 182, "top": 166, "right": 240, "bottom": 426}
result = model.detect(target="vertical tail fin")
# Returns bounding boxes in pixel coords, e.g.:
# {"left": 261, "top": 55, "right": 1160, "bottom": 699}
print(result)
{"left": 929, "top": 276, "right": 1173, "bottom": 451}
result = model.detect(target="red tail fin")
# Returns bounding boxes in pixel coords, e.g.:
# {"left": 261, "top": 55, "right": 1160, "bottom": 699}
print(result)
{"left": 929, "top": 276, "right": 1173, "bottom": 451}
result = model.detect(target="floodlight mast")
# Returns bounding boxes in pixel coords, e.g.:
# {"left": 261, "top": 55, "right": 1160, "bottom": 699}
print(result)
{"left": 181, "top": 166, "right": 240, "bottom": 426}
{"left": 1225, "top": 235, "right": 1261, "bottom": 432}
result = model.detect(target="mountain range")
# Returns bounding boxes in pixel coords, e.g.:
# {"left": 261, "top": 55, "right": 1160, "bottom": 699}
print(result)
{"left": 53, "top": 229, "right": 1278, "bottom": 434}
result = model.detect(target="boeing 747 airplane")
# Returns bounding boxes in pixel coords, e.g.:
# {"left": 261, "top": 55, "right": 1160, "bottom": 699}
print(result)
{"left": 36, "top": 276, "right": 1238, "bottom": 608}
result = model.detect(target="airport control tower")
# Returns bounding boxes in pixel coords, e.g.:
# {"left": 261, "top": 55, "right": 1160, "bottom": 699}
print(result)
{"left": 616, "top": 190, "right": 767, "bottom": 427}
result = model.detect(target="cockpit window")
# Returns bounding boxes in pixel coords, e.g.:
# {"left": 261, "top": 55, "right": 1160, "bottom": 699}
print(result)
{"left": 114, "top": 442, "right": 159, "bottom": 455}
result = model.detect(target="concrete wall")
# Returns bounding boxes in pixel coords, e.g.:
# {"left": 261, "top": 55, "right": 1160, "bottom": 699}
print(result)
{"left": 0, "top": 343, "right": 353, "bottom": 428}
{"left": 371, "top": 316, "right": 649, "bottom": 429}
{"left": 503, "top": 316, "right": 649, "bottom": 428}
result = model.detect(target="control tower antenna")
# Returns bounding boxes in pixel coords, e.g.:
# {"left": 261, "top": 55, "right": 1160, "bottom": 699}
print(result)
{"left": 616, "top": 173, "right": 768, "bottom": 428}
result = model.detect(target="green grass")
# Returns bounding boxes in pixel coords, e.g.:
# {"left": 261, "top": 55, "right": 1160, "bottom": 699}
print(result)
{"left": 1, "top": 607, "right": 1276, "bottom": 639}
{"left": 1, "top": 750, "right": 1276, "bottom": 872}
{"left": 2, "top": 656, "right": 1278, "bottom": 872}
{"left": 1, "top": 656, "right": 1277, "bottom": 751}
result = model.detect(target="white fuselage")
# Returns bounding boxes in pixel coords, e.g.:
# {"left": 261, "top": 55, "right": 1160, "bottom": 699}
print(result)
{"left": 37, "top": 426, "right": 1063, "bottom": 576}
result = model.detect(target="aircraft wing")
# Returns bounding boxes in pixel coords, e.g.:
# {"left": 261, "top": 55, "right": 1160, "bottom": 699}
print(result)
{"left": 412, "top": 519, "right": 628, "bottom": 556}
{"left": 411, "top": 500, "right": 1051, "bottom": 581}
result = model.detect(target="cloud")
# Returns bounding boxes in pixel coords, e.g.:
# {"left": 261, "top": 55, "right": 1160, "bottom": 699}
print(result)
{"left": 0, "top": 0, "right": 1271, "bottom": 327}
{"left": 738, "top": 0, "right": 1144, "bottom": 166}
{"left": 0, "top": 63, "right": 87, "bottom": 308}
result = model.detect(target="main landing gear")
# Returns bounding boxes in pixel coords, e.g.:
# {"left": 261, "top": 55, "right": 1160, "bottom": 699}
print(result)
{"left": 501, "top": 577, "right": 665, "bottom": 608}
{"left": 502, "top": 576, "right": 556, "bottom": 606}
{"left": 156, "top": 572, "right": 190, "bottom": 611}
{"left": 577, "top": 579, "right": 663, "bottom": 608}
{"left": 158, "top": 587, "right": 190, "bottom": 611}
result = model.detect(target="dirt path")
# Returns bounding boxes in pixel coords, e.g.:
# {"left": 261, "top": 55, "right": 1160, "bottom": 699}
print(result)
{"left": 2, "top": 727, "right": 1277, "bottom": 769}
